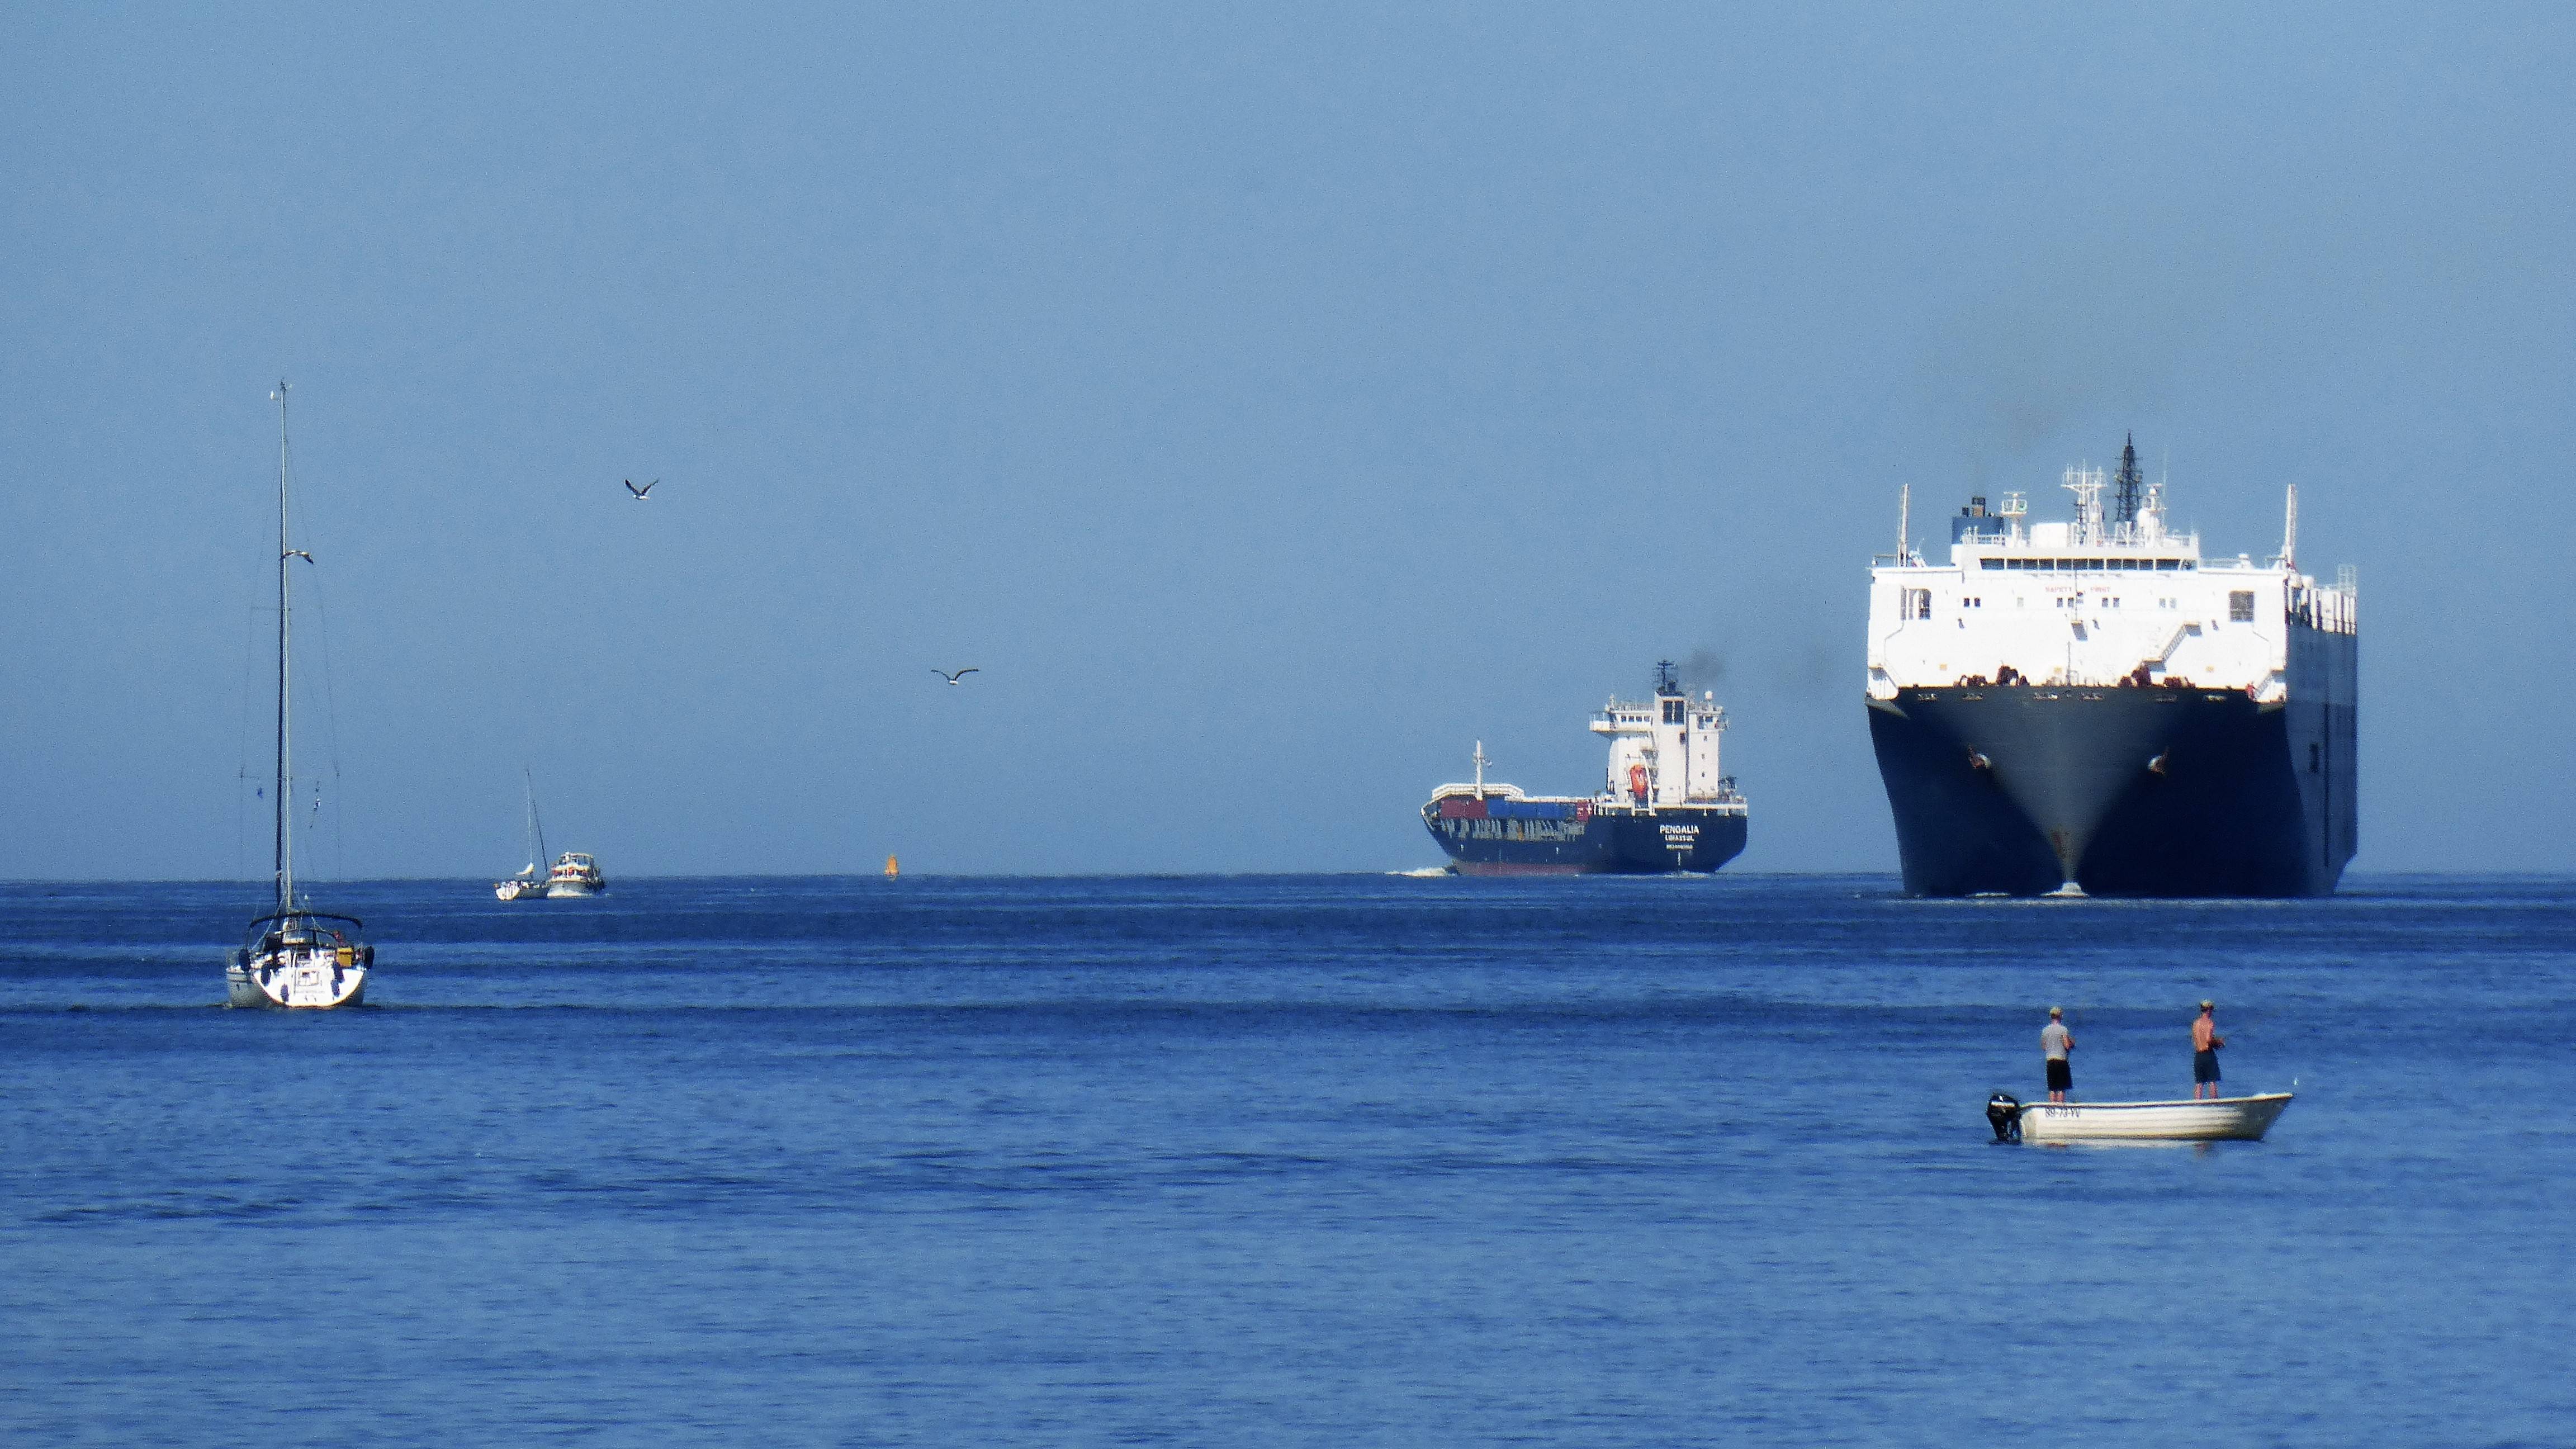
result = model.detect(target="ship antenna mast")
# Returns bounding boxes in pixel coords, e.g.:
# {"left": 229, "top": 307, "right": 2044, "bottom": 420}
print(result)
{"left": 1897, "top": 483, "right": 1911, "bottom": 564}
{"left": 2281, "top": 482, "right": 2298, "bottom": 571}
{"left": 1472, "top": 741, "right": 1490, "bottom": 798}
{"left": 2114, "top": 432, "right": 2143, "bottom": 530}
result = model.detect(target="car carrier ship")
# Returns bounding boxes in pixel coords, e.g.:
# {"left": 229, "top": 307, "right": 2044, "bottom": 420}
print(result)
{"left": 1423, "top": 662, "right": 1750, "bottom": 875}
{"left": 1866, "top": 436, "right": 2357, "bottom": 897}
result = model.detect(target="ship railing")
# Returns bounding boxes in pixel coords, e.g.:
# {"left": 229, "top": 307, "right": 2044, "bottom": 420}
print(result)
{"left": 1595, "top": 695, "right": 1725, "bottom": 717}
{"left": 2287, "top": 583, "right": 2357, "bottom": 635}
{"left": 1428, "top": 782, "right": 1526, "bottom": 802}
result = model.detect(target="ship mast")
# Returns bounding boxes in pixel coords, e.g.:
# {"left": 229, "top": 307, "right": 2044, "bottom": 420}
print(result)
{"left": 272, "top": 380, "right": 295, "bottom": 916}
{"left": 2113, "top": 432, "right": 2143, "bottom": 528}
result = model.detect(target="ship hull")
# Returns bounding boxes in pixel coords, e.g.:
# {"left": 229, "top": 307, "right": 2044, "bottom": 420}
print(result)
{"left": 1424, "top": 803, "right": 1749, "bottom": 876}
{"left": 1867, "top": 627, "right": 2355, "bottom": 897}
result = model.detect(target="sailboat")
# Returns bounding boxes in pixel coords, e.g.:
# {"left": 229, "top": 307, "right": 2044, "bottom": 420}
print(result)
{"left": 494, "top": 769, "right": 550, "bottom": 901}
{"left": 225, "top": 380, "right": 373, "bottom": 1009}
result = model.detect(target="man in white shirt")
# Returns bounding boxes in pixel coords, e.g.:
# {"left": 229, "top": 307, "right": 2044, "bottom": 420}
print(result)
{"left": 2040, "top": 1006, "right": 2074, "bottom": 1103}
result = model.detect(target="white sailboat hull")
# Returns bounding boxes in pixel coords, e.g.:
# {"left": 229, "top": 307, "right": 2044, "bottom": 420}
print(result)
{"left": 226, "top": 953, "right": 367, "bottom": 1010}
{"left": 2019, "top": 1092, "right": 2292, "bottom": 1143}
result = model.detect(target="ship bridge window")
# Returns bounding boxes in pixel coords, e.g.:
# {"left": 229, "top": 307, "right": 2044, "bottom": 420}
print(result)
{"left": 2229, "top": 590, "right": 2256, "bottom": 622}
{"left": 1663, "top": 699, "right": 1684, "bottom": 724}
{"left": 1905, "top": 588, "right": 1931, "bottom": 619}
{"left": 1982, "top": 558, "right": 2004, "bottom": 570}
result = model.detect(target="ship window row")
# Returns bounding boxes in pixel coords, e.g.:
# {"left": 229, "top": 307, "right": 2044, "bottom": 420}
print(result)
{"left": 1979, "top": 557, "right": 2190, "bottom": 572}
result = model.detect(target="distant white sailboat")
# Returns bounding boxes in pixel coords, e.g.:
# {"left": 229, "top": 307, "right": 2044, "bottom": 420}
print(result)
{"left": 225, "top": 380, "right": 372, "bottom": 1010}
{"left": 494, "top": 769, "right": 550, "bottom": 901}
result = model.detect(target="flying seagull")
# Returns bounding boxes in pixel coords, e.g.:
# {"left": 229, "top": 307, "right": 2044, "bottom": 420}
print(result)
{"left": 934, "top": 668, "right": 979, "bottom": 685}
{"left": 624, "top": 478, "right": 657, "bottom": 500}
{"left": 285, "top": 550, "right": 314, "bottom": 563}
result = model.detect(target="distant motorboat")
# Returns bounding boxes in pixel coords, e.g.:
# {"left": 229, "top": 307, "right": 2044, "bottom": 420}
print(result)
{"left": 545, "top": 852, "right": 607, "bottom": 897}
{"left": 1987, "top": 1091, "right": 2293, "bottom": 1143}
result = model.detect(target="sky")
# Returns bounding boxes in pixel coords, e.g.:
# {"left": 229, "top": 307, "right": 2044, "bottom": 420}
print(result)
{"left": 4, "top": 3, "right": 2570, "bottom": 878}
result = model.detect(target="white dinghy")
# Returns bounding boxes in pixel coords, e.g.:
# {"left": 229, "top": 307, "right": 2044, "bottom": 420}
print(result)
{"left": 1987, "top": 1091, "right": 2292, "bottom": 1144}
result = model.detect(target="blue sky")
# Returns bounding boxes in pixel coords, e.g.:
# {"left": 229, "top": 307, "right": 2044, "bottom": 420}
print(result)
{"left": 4, "top": 3, "right": 2569, "bottom": 877}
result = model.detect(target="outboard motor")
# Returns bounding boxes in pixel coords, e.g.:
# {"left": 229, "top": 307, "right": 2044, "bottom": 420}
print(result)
{"left": 1986, "top": 1092, "right": 2023, "bottom": 1143}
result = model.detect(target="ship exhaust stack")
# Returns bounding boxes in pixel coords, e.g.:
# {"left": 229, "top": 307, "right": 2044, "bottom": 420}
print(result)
{"left": 2281, "top": 484, "right": 2298, "bottom": 571}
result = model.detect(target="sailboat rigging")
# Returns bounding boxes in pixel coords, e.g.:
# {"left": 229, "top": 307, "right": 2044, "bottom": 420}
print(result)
{"left": 225, "top": 380, "right": 373, "bottom": 1008}
{"left": 494, "top": 769, "right": 550, "bottom": 900}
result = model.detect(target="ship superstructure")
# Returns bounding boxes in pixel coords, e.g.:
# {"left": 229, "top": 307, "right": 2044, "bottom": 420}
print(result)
{"left": 1423, "top": 662, "right": 1750, "bottom": 875}
{"left": 1865, "top": 436, "right": 2357, "bottom": 896}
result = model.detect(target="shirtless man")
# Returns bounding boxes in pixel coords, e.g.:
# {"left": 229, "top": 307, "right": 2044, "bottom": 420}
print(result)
{"left": 2192, "top": 1000, "right": 2227, "bottom": 1100}
{"left": 2040, "top": 1006, "right": 2073, "bottom": 1103}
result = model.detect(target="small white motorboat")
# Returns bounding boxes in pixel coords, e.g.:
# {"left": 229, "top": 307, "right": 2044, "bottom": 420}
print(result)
{"left": 1987, "top": 1091, "right": 2293, "bottom": 1144}
{"left": 545, "top": 851, "right": 607, "bottom": 897}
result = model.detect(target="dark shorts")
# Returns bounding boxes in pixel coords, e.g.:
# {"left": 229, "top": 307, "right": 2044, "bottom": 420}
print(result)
{"left": 2046, "top": 1059, "right": 2072, "bottom": 1092}
{"left": 2194, "top": 1048, "right": 2221, "bottom": 1084}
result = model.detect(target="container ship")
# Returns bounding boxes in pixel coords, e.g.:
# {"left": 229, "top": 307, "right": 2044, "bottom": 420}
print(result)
{"left": 1423, "top": 662, "right": 1750, "bottom": 875}
{"left": 1865, "top": 437, "right": 2357, "bottom": 897}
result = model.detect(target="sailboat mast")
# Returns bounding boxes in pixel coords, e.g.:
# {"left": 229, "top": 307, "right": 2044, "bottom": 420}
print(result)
{"left": 524, "top": 767, "right": 548, "bottom": 869}
{"left": 273, "top": 380, "right": 293, "bottom": 915}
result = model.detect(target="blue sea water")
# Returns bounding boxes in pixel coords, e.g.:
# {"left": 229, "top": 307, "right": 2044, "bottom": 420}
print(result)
{"left": 2, "top": 873, "right": 2570, "bottom": 1446}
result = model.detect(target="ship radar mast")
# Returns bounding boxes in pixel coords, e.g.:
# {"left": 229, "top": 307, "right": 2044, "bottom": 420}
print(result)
{"left": 2113, "top": 432, "right": 2143, "bottom": 528}
{"left": 1654, "top": 659, "right": 1681, "bottom": 695}
{"left": 1472, "top": 741, "right": 1491, "bottom": 799}
{"left": 2062, "top": 463, "right": 2108, "bottom": 544}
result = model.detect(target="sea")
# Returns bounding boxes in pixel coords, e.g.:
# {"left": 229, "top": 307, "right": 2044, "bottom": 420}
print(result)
{"left": 2, "top": 873, "right": 2569, "bottom": 1447}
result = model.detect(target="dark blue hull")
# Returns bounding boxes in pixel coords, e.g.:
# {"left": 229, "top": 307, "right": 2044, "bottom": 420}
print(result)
{"left": 1423, "top": 802, "right": 1750, "bottom": 875}
{"left": 1867, "top": 626, "right": 2356, "bottom": 897}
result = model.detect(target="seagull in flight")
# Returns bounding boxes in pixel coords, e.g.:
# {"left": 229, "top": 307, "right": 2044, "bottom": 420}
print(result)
{"left": 934, "top": 668, "right": 979, "bottom": 685}
{"left": 624, "top": 478, "right": 657, "bottom": 500}
{"left": 284, "top": 550, "right": 314, "bottom": 563}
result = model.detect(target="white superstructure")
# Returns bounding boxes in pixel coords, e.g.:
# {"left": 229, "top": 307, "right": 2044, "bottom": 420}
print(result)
{"left": 1867, "top": 449, "right": 2357, "bottom": 699}
{"left": 1589, "top": 683, "right": 1737, "bottom": 808}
